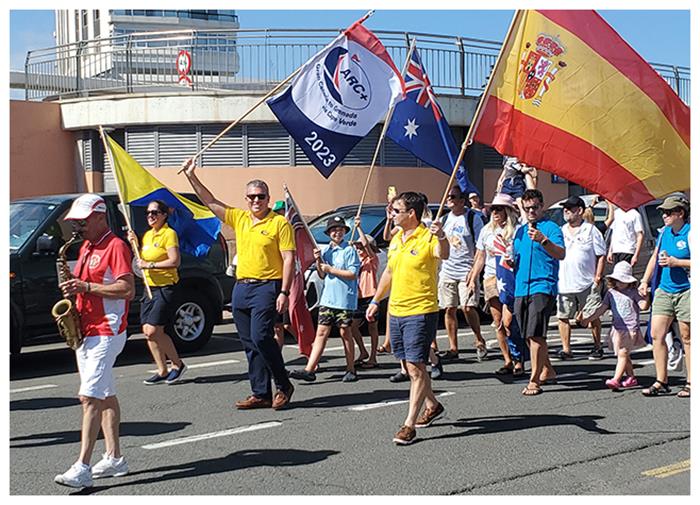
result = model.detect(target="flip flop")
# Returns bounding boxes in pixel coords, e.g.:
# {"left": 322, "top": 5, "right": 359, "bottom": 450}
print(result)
{"left": 540, "top": 377, "right": 558, "bottom": 385}
{"left": 495, "top": 364, "right": 514, "bottom": 375}
{"left": 357, "top": 361, "right": 378, "bottom": 369}
{"left": 522, "top": 384, "right": 543, "bottom": 396}
{"left": 512, "top": 367, "right": 525, "bottom": 377}
{"left": 354, "top": 357, "right": 370, "bottom": 366}
{"left": 377, "top": 345, "right": 391, "bottom": 354}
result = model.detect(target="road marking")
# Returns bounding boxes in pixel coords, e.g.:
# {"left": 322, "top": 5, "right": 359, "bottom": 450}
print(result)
{"left": 642, "top": 460, "right": 690, "bottom": 478}
{"left": 149, "top": 359, "right": 240, "bottom": 373}
{"left": 10, "top": 384, "right": 58, "bottom": 394}
{"left": 141, "top": 421, "right": 281, "bottom": 450}
{"left": 348, "top": 391, "right": 456, "bottom": 411}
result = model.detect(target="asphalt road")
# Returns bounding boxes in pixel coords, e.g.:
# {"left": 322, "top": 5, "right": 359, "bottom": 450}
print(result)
{"left": 9, "top": 316, "right": 690, "bottom": 495}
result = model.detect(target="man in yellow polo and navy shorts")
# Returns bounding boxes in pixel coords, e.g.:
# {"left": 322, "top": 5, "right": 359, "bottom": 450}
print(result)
{"left": 366, "top": 191, "right": 450, "bottom": 445}
{"left": 181, "top": 159, "right": 296, "bottom": 410}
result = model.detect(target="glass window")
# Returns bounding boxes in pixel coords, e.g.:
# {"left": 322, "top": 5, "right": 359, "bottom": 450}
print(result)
{"left": 10, "top": 203, "right": 59, "bottom": 251}
{"left": 644, "top": 205, "right": 665, "bottom": 239}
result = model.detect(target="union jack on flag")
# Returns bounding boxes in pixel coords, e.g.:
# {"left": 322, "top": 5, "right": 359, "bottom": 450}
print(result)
{"left": 404, "top": 50, "right": 442, "bottom": 121}
{"left": 386, "top": 45, "right": 478, "bottom": 195}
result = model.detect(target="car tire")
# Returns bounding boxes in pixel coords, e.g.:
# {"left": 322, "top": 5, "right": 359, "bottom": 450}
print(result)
{"left": 10, "top": 313, "right": 22, "bottom": 355}
{"left": 166, "top": 289, "right": 215, "bottom": 353}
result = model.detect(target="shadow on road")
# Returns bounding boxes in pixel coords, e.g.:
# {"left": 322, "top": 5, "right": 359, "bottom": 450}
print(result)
{"left": 425, "top": 413, "right": 613, "bottom": 443}
{"left": 10, "top": 396, "right": 79, "bottom": 411}
{"left": 10, "top": 331, "right": 245, "bottom": 381}
{"left": 10, "top": 421, "right": 191, "bottom": 449}
{"left": 71, "top": 448, "right": 340, "bottom": 495}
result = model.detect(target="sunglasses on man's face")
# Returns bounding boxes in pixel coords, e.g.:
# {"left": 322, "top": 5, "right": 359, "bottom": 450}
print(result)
{"left": 246, "top": 194, "right": 268, "bottom": 201}
{"left": 523, "top": 205, "right": 541, "bottom": 213}
{"left": 447, "top": 194, "right": 461, "bottom": 200}
{"left": 661, "top": 208, "right": 683, "bottom": 216}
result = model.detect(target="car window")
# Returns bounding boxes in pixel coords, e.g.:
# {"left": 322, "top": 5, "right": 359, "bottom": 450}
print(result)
{"left": 644, "top": 204, "right": 664, "bottom": 239}
{"left": 10, "top": 202, "right": 57, "bottom": 251}
{"left": 308, "top": 208, "right": 386, "bottom": 245}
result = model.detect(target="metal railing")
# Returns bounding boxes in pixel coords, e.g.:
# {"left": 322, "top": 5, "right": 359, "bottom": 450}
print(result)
{"left": 24, "top": 28, "right": 690, "bottom": 105}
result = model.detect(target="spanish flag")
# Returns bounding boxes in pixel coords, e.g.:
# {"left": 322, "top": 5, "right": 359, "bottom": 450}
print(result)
{"left": 474, "top": 10, "right": 689, "bottom": 210}
{"left": 104, "top": 133, "right": 221, "bottom": 257}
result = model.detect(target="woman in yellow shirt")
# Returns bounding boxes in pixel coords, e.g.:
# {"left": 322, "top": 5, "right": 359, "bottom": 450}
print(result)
{"left": 128, "top": 200, "right": 187, "bottom": 385}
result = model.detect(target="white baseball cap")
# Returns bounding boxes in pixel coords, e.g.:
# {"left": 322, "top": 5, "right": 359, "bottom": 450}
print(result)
{"left": 65, "top": 194, "right": 107, "bottom": 220}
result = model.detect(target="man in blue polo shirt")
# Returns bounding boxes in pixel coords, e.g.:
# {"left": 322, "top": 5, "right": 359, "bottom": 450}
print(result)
{"left": 513, "top": 189, "right": 566, "bottom": 396}
{"left": 290, "top": 216, "right": 361, "bottom": 383}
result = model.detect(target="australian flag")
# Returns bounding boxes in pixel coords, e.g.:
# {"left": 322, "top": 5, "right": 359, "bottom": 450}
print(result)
{"left": 386, "top": 47, "right": 478, "bottom": 195}
{"left": 495, "top": 251, "right": 528, "bottom": 363}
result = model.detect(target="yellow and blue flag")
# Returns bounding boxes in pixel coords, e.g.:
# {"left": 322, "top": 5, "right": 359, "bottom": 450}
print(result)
{"left": 104, "top": 134, "right": 221, "bottom": 257}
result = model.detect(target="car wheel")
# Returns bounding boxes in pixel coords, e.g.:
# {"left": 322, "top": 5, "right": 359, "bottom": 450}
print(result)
{"left": 166, "top": 290, "right": 215, "bottom": 353}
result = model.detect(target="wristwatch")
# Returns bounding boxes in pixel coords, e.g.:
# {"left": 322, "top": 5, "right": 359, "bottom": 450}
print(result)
{"left": 148, "top": 261, "right": 156, "bottom": 269}
{"left": 280, "top": 290, "right": 290, "bottom": 296}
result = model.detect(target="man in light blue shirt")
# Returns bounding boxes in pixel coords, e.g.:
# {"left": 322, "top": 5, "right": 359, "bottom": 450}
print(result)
{"left": 513, "top": 189, "right": 565, "bottom": 396}
{"left": 289, "top": 216, "right": 361, "bottom": 383}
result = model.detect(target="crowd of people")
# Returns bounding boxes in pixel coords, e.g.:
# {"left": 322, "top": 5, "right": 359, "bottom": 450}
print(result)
{"left": 52, "top": 155, "right": 691, "bottom": 487}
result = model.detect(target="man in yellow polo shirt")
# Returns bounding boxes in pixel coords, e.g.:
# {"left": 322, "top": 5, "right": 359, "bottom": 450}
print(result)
{"left": 366, "top": 192, "right": 449, "bottom": 445}
{"left": 181, "top": 158, "right": 296, "bottom": 410}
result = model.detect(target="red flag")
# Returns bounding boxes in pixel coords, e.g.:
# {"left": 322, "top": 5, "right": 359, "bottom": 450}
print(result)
{"left": 284, "top": 189, "right": 316, "bottom": 357}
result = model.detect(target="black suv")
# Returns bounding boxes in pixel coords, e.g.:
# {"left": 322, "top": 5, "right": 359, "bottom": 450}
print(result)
{"left": 9, "top": 193, "right": 234, "bottom": 354}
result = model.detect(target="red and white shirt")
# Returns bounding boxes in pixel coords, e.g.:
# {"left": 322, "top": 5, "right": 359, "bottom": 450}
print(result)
{"left": 73, "top": 230, "right": 133, "bottom": 337}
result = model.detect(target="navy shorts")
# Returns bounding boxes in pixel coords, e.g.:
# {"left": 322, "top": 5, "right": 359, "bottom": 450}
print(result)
{"left": 353, "top": 297, "right": 374, "bottom": 320}
{"left": 390, "top": 312, "right": 439, "bottom": 364}
{"left": 501, "top": 176, "right": 526, "bottom": 199}
{"left": 140, "top": 285, "right": 177, "bottom": 326}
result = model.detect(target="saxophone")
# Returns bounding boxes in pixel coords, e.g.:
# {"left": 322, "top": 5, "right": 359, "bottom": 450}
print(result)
{"left": 51, "top": 232, "right": 84, "bottom": 350}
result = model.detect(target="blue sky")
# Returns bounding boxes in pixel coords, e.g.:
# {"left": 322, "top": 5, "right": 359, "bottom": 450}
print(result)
{"left": 9, "top": 9, "right": 690, "bottom": 71}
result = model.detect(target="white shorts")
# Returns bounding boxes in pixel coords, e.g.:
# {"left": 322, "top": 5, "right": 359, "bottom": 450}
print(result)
{"left": 76, "top": 332, "right": 127, "bottom": 400}
{"left": 438, "top": 278, "right": 480, "bottom": 309}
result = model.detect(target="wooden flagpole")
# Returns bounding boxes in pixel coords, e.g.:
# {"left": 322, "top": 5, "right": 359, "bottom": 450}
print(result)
{"left": 177, "top": 10, "right": 376, "bottom": 174}
{"left": 349, "top": 38, "right": 417, "bottom": 242}
{"left": 433, "top": 9, "right": 524, "bottom": 223}
{"left": 98, "top": 126, "right": 153, "bottom": 299}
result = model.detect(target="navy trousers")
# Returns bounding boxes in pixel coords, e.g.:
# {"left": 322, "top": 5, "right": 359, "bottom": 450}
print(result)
{"left": 232, "top": 280, "right": 291, "bottom": 400}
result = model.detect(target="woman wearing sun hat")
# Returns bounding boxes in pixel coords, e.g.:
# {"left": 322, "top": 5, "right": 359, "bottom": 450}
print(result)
{"left": 639, "top": 194, "right": 691, "bottom": 398}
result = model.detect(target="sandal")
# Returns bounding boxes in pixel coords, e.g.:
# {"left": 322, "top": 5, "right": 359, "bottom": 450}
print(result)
{"left": 677, "top": 383, "right": 690, "bottom": 398}
{"left": 495, "top": 363, "right": 514, "bottom": 375}
{"left": 357, "top": 361, "right": 378, "bottom": 369}
{"left": 377, "top": 345, "right": 391, "bottom": 354}
{"left": 522, "top": 383, "right": 543, "bottom": 396}
{"left": 641, "top": 380, "right": 671, "bottom": 397}
{"left": 512, "top": 366, "right": 525, "bottom": 378}
{"left": 354, "top": 357, "right": 369, "bottom": 366}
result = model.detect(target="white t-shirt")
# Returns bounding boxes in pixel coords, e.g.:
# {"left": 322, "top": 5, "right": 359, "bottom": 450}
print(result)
{"left": 609, "top": 208, "right": 643, "bottom": 254}
{"left": 558, "top": 222, "right": 606, "bottom": 293}
{"left": 476, "top": 223, "right": 511, "bottom": 278}
{"left": 439, "top": 211, "right": 480, "bottom": 281}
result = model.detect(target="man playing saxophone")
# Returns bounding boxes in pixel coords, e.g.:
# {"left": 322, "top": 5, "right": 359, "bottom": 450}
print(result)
{"left": 54, "top": 194, "right": 135, "bottom": 489}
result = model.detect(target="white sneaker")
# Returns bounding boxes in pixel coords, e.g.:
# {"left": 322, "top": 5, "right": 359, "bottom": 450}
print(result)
{"left": 91, "top": 452, "right": 129, "bottom": 479}
{"left": 54, "top": 462, "right": 93, "bottom": 488}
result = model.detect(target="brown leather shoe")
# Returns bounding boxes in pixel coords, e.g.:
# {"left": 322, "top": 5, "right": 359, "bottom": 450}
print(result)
{"left": 235, "top": 395, "right": 272, "bottom": 410}
{"left": 271, "top": 384, "right": 294, "bottom": 410}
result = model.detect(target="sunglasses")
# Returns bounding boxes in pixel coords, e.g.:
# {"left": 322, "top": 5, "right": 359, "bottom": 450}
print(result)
{"left": 491, "top": 206, "right": 506, "bottom": 212}
{"left": 523, "top": 204, "right": 541, "bottom": 212}
{"left": 246, "top": 194, "right": 268, "bottom": 201}
{"left": 661, "top": 207, "right": 683, "bottom": 215}
{"left": 447, "top": 194, "right": 461, "bottom": 200}
{"left": 146, "top": 210, "right": 163, "bottom": 217}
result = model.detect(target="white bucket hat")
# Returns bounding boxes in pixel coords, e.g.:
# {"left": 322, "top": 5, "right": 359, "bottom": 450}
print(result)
{"left": 490, "top": 193, "right": 517, "bottom": 209}
{"left": 65, "top": 194, "right": 107, "bottom": 220}
{"left": 607, "top": 261, "right": 637, "bottom": 284}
